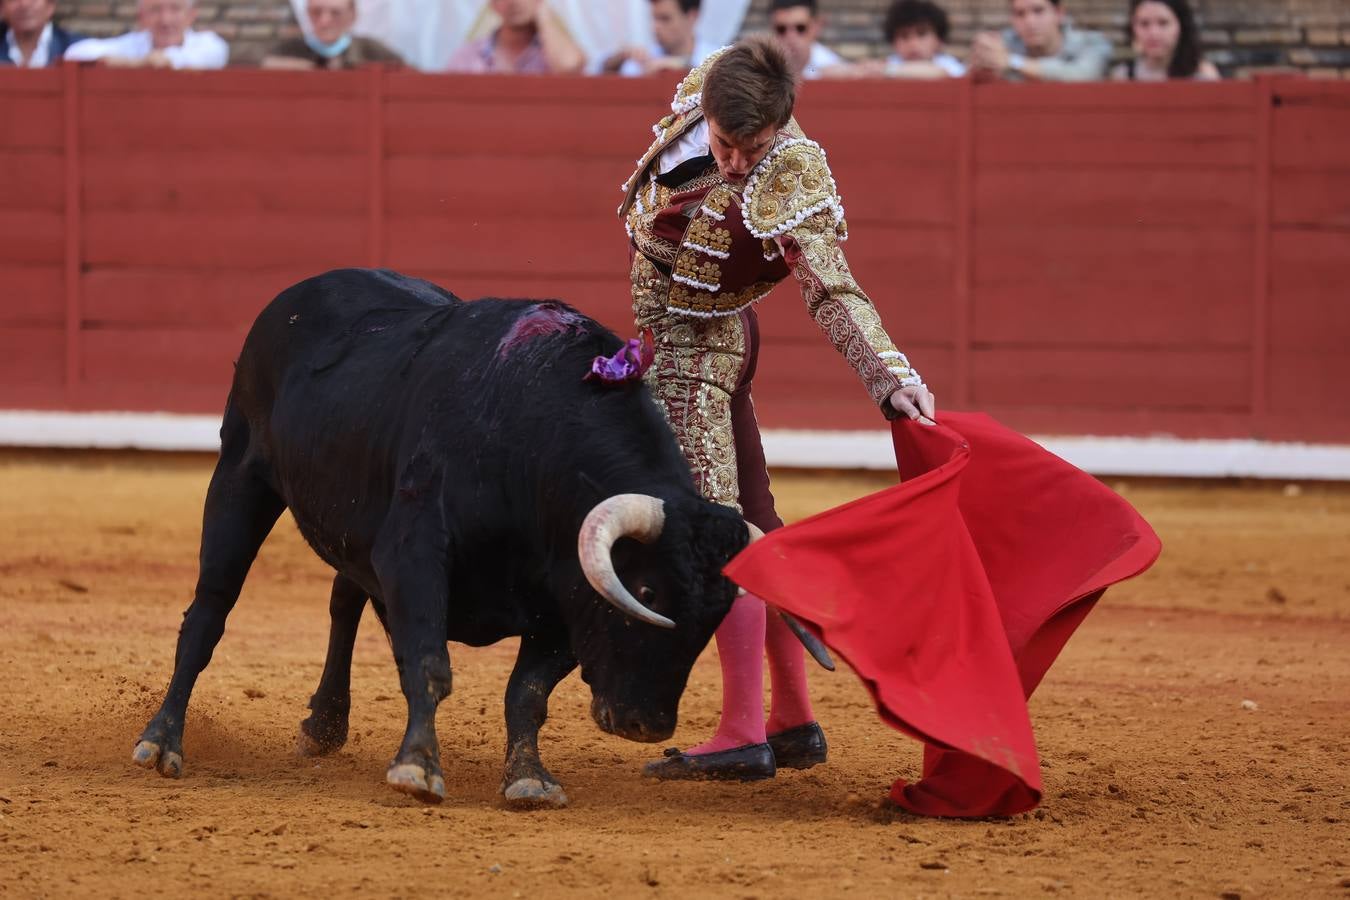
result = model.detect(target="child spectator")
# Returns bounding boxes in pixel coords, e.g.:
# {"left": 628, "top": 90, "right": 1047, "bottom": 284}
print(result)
{"left": 880, "top": 0, "right": 965, "bottom": 78}
{"left": 1111, "top": 0, "right": 1219, "bottom": 81}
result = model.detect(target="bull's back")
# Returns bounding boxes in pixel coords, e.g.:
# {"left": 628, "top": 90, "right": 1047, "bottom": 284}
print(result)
{"left": 239, "top": 269, "right": 459, "bottom": 390}
{"left": 225, "top": 269, "right": 613, "bottom": 564}
{"left": 225, "top": 270, "right": 468, "bottom": 543}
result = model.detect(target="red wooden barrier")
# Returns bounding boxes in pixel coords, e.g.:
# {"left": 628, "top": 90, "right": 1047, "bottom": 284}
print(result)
{"left": 1, "top": 67, "right": 1347, "bottom": 441}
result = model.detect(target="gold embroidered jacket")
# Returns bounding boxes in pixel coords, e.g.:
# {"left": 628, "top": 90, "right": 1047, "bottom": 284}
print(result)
{"left": 619, "top": 51, "right": 924, "bottom": 412}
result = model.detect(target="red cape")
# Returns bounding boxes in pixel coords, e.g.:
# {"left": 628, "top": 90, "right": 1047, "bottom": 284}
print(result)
{"left": 724, "top": 412, "right": 1161, "bottom": 817}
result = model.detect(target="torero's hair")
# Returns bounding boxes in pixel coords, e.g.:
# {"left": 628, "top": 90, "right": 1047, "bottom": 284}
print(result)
{"left": 701, "top": 37, "right": 796, "bottom": 140}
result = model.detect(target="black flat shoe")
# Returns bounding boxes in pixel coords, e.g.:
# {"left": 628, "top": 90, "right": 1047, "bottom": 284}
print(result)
{"left": 767, "top": 722, "right": 828, "bottom": 770}
{"left": 642, "top": 742, "right": 776, "bottom": 782}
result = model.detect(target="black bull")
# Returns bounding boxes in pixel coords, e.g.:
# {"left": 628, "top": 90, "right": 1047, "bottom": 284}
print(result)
{"left": 130, "top": 268, "right": 752, "bottom": 808}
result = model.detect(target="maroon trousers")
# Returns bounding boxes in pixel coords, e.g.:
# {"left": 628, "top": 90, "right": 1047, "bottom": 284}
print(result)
{"left": 732, "top": 308, "right": 785, "bottom": 535}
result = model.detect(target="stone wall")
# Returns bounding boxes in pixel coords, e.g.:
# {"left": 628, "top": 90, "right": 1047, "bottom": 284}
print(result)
{"left": 52, "top": 0, "right": 1350, "bottom": 76}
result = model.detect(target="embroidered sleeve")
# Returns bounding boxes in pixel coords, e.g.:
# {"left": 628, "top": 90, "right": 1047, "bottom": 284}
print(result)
{"left": 747, "top": 139, "right": 923, "bottom": 415}
{"left": 782, "top": 212, "right": 924, "bottom": 416}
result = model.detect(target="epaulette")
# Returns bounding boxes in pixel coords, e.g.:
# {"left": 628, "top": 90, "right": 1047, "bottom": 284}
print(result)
{"left": 742, "top": 138, "right": 847, "bottom": 240}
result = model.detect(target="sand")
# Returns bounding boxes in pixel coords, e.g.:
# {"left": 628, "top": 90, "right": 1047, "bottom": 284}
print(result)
{"left": 0, "top": 450, "right": 1346, "bottom": 898}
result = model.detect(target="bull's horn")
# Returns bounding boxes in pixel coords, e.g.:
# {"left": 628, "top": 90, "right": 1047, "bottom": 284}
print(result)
{"left": 578, "top": 494, "right": 673, "bottom": 629}
{"left": 741, "top": 522, "right": 836, "bottom": 672}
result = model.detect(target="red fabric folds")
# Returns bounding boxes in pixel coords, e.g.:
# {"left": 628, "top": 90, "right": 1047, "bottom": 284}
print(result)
{"left": 723, "top": 412, "right": 1161, "bottom": 817}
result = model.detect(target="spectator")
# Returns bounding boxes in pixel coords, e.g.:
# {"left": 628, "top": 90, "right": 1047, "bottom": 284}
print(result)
{"left": 262, "top": 0, "right": 403, "bottom": 70}
{"left": 599, "top": 0, "right": 715, "bottom": 76}
{"left": 969, "top": 0, "right": 1111, "bottom": 82}
{"left": 768, "top": 0, "right": 844, "bottom": 80}
{"left": 63, "top": 0, "right": 227, "bottom": 69}
{"left": 879, "top": 0, "right": 965, "bottom": 78}
{"left": 445, "top": 0, "right": 585, "bottom": 75}
{"left": 1111, "top": 0, "right": 1218, "bottom": 81}
{"left": 1, "top": 0, "right": 86, "bottom": 67}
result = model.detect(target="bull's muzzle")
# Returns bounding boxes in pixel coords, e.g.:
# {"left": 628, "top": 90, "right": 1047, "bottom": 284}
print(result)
{"left": 590, "top": 696, "right": 673, "bottom": 743}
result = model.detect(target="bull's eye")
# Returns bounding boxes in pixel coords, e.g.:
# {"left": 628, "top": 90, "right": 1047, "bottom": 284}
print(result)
{"left": 638, "top": 586, "right": 657, "bottom": 605}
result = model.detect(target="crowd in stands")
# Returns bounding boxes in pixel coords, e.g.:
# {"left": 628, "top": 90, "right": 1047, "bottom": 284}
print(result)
{"left": 1, "top": 0, "right": 1223, "bottom": 81}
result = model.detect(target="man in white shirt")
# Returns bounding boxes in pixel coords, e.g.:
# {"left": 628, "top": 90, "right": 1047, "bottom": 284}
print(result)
{"left": 600, "top": 0, "right": 717, "bottom": 76}
{"left": 768, "top": 0, "right": 843, "bottom": 80}
{"left": 64, "top": 0, "right": 228, "bottom": 69}
{"left": 0, "top": 0, "right": 87, "bottom": 67}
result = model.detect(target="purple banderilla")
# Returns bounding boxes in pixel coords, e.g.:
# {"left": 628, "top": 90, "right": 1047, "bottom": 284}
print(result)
{"left": 585, "top": 330, "right": 655, "bottom": 385}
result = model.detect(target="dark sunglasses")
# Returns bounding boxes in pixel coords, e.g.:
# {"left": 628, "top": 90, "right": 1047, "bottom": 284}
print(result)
{"left": 774, "top": 23, "right": 810, "bottom": 35}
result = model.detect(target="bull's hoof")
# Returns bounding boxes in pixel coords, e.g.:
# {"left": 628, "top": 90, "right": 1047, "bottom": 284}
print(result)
{"left": 386, "top": 763, "right": 445, "bottom": 804}
{"left": 502, "top": 778, "right": 568, "bottom": 809}
{"left": 131, "top": 740, "right": 183, "bottom": 778}
{"left": 296, "top": 719, "right": 346, "bottom": 758}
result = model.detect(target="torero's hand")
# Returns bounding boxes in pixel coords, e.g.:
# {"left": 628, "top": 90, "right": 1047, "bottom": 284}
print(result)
{"left": 889, "top": 384, "right": 937, "bottom": 426}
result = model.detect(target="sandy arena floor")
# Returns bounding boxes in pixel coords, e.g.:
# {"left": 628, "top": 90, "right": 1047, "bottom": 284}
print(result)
{"left": 0, "top": 449, "right": 1346, "bottom": 898}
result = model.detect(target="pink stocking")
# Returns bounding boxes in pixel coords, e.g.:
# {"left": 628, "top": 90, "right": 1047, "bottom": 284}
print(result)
{"left": 764, "top": 607, "right": 817, "bottom": 735}
{"left": 684, "top": 593, "right": 767, "bottom": 754}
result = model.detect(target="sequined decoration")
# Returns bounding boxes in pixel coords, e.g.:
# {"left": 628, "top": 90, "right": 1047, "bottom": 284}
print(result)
{"left": 631, "top": 254, "right": 746, "bottom": 510}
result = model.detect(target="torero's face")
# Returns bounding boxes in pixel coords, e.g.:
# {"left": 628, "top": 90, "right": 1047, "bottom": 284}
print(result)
{"left": 705, "top": 116, "right": 778, "bottom": 184}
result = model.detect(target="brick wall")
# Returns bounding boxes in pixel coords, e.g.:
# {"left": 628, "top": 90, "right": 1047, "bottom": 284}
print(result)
{"left": 52, "top": 0, "right": 1350, "bottom": 75}
{"left": 745, "top": 0, "right": 1350, "bottom": 78}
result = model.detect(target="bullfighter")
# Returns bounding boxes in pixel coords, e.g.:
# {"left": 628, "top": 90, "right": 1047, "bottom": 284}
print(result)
{"left": 620, "top": 37, "right": 937, "bottom": 781}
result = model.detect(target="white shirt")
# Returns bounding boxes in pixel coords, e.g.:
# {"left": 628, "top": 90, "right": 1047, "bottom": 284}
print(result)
{"left": 885, "top": 51, "right": 966, "bottom": 77}
{"left": 616, "top": 37, "right": 720, "bottom": 77}
{"left": 64, "top": 28, "right": 229, "bottom": 69}
{"left": 6, "top": 22, "right": 53, "bottom": 67}
{"left": 656, "top": 118, "right": 710, "bottom": 176}
{"left": 802, "top": 41, "right": 843, "bottom": 80}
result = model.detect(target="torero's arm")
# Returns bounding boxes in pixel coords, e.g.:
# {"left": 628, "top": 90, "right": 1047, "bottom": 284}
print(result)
{"left": 745, "top": 139, "right": 933, "bottom": 421}
{"left": 780, "top": 212, "right": 927, "bottom": 419}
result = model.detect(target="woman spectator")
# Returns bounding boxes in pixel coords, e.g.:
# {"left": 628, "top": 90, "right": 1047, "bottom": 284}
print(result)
{"left": 445, "top": 0, "right": 585, "bottom": 75}
{"left": 1111, "top": 0, "right": 1218, "bottom": 81}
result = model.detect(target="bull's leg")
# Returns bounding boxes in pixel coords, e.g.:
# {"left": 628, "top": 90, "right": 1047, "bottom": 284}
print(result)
{"left": 132, "top": 427, "right": 285, "bottom": 778}
{"left": 372, "top": 536, "right": 453, "bottom": 804}
{"left": 501, "top": 633, "right": 577, "bottom": 809}
{"left": 297, "top": 574, "right": 367, "bottom": 757}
